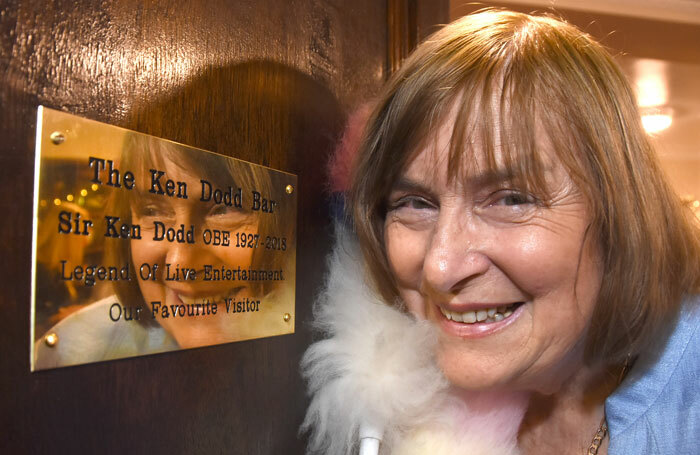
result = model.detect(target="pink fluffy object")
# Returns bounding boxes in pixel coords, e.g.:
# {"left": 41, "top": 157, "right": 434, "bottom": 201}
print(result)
{"left": 327, "top": 103, "right": 374, "bottom": 193}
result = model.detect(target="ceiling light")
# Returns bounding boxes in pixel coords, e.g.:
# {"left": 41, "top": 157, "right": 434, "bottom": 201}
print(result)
{"left": 642, "top": 113, "right": 672, "bottom": 133}
{"left": 633, "top": 59, "right": 669, "bottom": 107}
{"left": 640, "top": 106, "right": 673, "bottom": 134}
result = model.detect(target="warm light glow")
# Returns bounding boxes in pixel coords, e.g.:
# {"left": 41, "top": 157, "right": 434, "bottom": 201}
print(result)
{"left": 80, "top": 189, "right": 88, "bottom": 197}
{"left": 91, "top": 183, "right": 99, "bottom": 191}
{"left": 66, "top": 194, "right": 74, "bottom": 202}
{"left": 642, "top": 114, "right": 672, "bottom": 133}
{"left": 53, "top": 198, "right": 61, "bottom": 206}
{"left": 633, "top": 59, "right": 669, "bottom": 107}
{"left": 633, "top": 59, "right": 674, "bottom": 134}
{"left": 637, "top": 75, "right": 667, "bottom": 107}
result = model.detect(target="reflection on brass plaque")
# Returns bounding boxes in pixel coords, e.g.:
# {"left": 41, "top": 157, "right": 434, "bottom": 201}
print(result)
{"left": 31, "top": 107, "right": 297, "bottom": 371}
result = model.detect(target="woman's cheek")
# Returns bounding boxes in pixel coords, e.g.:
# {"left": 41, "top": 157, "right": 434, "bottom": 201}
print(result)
{"left": 402, "top": 291, "right": 428, "bottom": 319}
{"left": 498, "top": 229, "right": 568, "bottom": 294}
{"left": 385, "top": 223, "right": 430, "bottom": 317}
{"left": 130, "top": 236, "right": 172, "bottom": 290}
{"left": 215, "top": 242, "right": 255, "bottom": 269}
{"left": 131, "top": 236, "right": 164, "bottom": 268}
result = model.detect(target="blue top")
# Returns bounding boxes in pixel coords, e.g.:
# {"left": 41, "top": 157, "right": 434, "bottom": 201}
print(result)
{"left": 606, "top": 300, "right": 700, "bottom": 455}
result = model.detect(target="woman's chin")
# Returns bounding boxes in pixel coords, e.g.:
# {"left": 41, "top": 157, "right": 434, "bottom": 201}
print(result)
{"left": 169, "top": 324, "right": 231, "bottom": 349}
{"left": 433, "top": 324, "right": 529, "bottom": 391}
{"left": 437, "top": 349, "right": 582, "bottom": 396}
{"left": 441, "top": 370, "right": 512, "bottom": 392}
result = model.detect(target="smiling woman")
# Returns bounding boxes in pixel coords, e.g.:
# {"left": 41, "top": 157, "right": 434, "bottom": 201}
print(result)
{"left": 302, "top": 9, "right": 700, "bottom": 455}
{"left": 33, "top": 132, "right": 294, "bottom": 369}
{"left": 32, "top": 62, "right": 306, "bottom": 370}
{"left": 382, "top": 124, "right": 602, "bottom": 394}
{"left": 113, "top": 136, "right": 275, "bottom": 349}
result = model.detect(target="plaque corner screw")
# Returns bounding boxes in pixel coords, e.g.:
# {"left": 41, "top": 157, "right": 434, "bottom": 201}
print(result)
{"left": 283, "top": 313, "right": 291, "bottom": 322}
{"left": 44, "top": 332, "right": 59, "bottom": 347}
{"left": 50, "top": 131, "right": 65, "bottom": 145}
{"left": 285, "top": 184, "right": 294, "bottom": 195}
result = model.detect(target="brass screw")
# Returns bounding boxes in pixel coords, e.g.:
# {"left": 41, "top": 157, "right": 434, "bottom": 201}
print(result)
{"left": 285, "top": 184, "right": 294, "bottom": 194}
{"left": 50, "top": 131, "right": 65, "bottom": 145}
{"left": 44, "top": 333, "right": 59, "bottom": 347}
{"left": 283, "top": 313, "right": 291, "bottom": 322}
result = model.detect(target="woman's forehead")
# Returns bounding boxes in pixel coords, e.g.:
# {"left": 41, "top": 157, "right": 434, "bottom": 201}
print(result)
{"left": 396, "top": 112, "right": 567, "bottom": 194}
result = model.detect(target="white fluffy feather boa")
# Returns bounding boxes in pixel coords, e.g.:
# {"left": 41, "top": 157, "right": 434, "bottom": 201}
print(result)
{"left": 301, "top": 230, "right": 528, "bottom": 455}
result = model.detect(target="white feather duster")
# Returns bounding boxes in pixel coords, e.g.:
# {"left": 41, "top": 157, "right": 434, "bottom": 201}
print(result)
{"left": 301, "top": 229, "right": 527, "bottom": 455}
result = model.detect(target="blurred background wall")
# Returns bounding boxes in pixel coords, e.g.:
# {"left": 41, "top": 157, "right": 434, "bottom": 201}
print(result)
{"left": 452, "top": 0, "right": 700, "bottom": 215}
{"left": 0, "top": 1, "right": 447, "bottom": 453}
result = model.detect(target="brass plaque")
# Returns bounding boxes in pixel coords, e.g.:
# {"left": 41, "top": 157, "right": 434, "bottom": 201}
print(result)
{"left": 31, "top": 106, "right": 297, "bottom": 371}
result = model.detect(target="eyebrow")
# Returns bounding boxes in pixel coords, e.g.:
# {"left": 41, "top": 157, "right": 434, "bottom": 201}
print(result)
{"left": 465, "top": 168, "right": 520, "bottom": 187}
{"left": 129, "top": 189, "right": 175, "bottom": 209}
{"left": 388, "top": 178, "right": 432, "bottom": 195}
{"left": 132, "top": 188, "right": 166, "bottom": 201}
{"left": 389, "top": 168, "right": 519, "bottom": 194}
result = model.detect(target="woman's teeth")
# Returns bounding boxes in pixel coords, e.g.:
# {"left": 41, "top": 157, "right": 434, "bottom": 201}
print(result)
{"left": 178, "top": 289, "right": 240, "bottom": 305}
{"left": 439, "top": 304, "right": 517, "bottom": 324}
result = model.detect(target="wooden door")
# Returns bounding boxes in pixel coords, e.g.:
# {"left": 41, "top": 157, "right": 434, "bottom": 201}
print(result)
{"left": 0, "top": 1, "right": 447, "bottom": 453}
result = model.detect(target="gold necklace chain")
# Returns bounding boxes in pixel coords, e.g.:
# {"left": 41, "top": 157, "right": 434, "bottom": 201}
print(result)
{"left": 587, "top": 416, "right": 608, "bottom": 454}
{"left": 587, "top": 357, "right": 633, "bottom": 455}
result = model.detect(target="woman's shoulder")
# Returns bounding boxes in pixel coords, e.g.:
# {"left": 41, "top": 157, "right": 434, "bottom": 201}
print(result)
{"left": 33, "top": 296, "right": 178, "bottom": 370}
{"left": 606, "top": 298, "right": 700, "bottom": 454}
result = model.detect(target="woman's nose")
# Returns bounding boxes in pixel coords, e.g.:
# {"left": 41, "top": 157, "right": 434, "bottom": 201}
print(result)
{"left": 164, "top": 229, "right": 202, "bottom": 267}
{"left": 422, "top": 216, "right": 490, "bottom": 295}
{"left": 165, "top": 242, "right": 193, "bottom": 267}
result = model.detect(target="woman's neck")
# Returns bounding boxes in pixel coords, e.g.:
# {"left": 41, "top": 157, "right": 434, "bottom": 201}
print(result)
{"left": 518, "top": 363, "right": 623, "bottom": 455}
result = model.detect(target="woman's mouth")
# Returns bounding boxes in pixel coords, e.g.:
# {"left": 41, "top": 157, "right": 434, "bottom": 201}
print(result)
{"left": 438, "top": 302, "right": 522, "bottom": 324}
{"left": 435, "top": 302, "right": 525, "bottom": 338}
{"left": 176, "top": 287, "right": 244, "bottom": 305}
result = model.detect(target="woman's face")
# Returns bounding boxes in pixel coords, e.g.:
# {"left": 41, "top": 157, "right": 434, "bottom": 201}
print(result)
{"left": 383, "top": 117, "right": 602, "bottom": 394}
{"left": 130, "top": 158, "right": 259, "bottom": 348}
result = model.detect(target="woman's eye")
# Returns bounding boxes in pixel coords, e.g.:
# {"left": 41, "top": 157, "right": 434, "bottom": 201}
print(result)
{"left": 482, "top": 190, "right": 540, "bottom": 222}
{"left": 492, "top": 191, "right": 535, "bottom": 207}
{"left": 386, "top": 195, "right": 438, "bottom": 227}
{"left": 206, "top": 204, "right": 252, "bottom": 219}
{"left": 502, "top": 193, "right": 532, "bottom": 206}
{"left": 134, "top": 204, "right": 169, "bottom": 218}
{"left": 208, "top": 205, "right": 235, "bottom": 217}
{"left": 390, "top": 196, "right": 434, "bottom": 211}
{"left": 205, "top": 204, "right": 255, "bottom": 228}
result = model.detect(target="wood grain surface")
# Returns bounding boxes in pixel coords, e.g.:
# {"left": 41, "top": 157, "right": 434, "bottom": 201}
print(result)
{"left": 0, "top": 1, "right": 447, "bottom": 453}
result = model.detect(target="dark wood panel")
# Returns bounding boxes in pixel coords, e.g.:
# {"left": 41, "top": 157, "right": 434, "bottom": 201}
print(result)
{"left": 0, "top": 1, "right": 396, "bottom": 453}
{"left": 388, "top": 0, "right": 450, "bottom": 74}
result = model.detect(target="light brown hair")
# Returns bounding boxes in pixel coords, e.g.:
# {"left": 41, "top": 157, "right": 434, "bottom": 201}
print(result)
{"left": 106, "top": 62, "right": 309, "bottom": 324}
{"left": 106, "top": 135, "right": 287, "bottom": 322}
{"left": 351, "top": 9, "right": 700, "bottom": 363}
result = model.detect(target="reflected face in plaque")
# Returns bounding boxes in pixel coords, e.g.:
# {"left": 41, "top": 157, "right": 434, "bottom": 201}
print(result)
{"left": 129, "top": 158, "right": 260, "bottom": 348}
